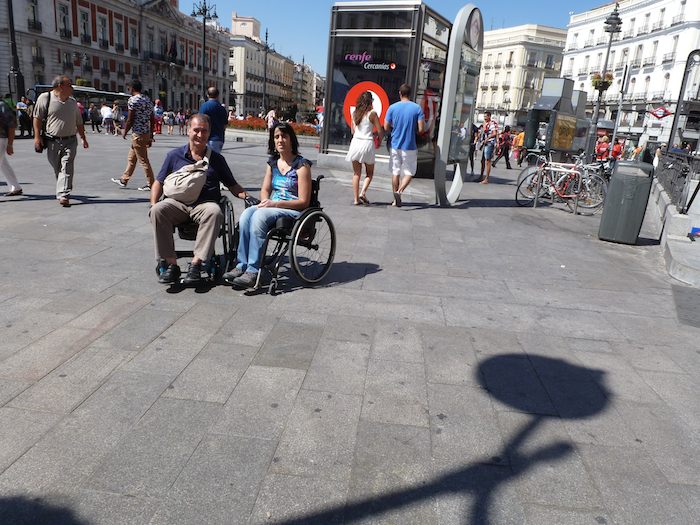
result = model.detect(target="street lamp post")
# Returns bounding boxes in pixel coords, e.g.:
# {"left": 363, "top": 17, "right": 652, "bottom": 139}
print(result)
{"left": 191, "top": 0, "right": 218, "bottom": 103}
{"left": 262, "top": 29, "right": 269, "bottom": 114}
{"left": 6, "top": 0, "right": 26, "bottom": 100}
{"left": 586, "top": 2, "right": 622, "bottom": 159}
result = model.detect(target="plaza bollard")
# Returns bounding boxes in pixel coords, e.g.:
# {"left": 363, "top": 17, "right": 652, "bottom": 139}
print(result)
{"left": 598, "top": 160, "right": 653, "bottom": 245}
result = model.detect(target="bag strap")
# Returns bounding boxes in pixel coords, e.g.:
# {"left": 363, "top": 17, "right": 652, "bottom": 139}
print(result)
{"left": 203, "top": 146, "right": 211, "bottom": 166}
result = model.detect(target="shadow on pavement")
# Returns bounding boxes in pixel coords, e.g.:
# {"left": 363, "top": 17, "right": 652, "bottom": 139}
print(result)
{"left": 0, "top": 194, "right": 149, "bottom": 205}
{"left": 273, "top": 354, "right": 609, "bottom": 525}
{"left": 0, "top": 496, "right": 88, "bottom": 525}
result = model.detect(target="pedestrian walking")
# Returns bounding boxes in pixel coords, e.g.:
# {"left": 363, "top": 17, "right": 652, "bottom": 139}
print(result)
{"left": 345, "top": 91, "right": 383, "bottom": 205}
{"left": 89, "top": 103, "right": 102, "bottom": 133}
{"left": 32, "top": 75, "right": 89, "bottom": 207}
{"left": 100, "top": 102, "right": 114, "bottom": 135}
{"left": 492, "top": 125, "right": 512, "bottom": 169}
{"left": 153, "top": 99, "right": 164, "bottom": 134}
{"left": 176, "top": 109, "right": 185, "bottom": 135}
{"left": 513, "top": 128, "right": 525, "bottom": 166}
{"left": 163, "top": 108, "right": 175, "bottom": 135}
{"left": 112, "top": 102, "right": 122, "bottom": 135}
{"left": 478, "top": 111, "right": 498, "bottom": 184}
{"left": 199, "top": 87, "right": 228, "bottom": 153}
{"left": 596, "top": 136, "right": 610, "bottom": 160}
{"left": 383, "top": 83, "right": 425, "bottom": 207}
{"left": 111, "top": 80, "right": 155, "bottom": 191}
{"left": 0, "top": 97, "right": 22, "bottom": 196}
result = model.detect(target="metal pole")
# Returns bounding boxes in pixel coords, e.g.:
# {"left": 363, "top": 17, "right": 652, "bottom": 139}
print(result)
{"left": 262, "top": 29, "right": 268, "bottom": 114}
{"left": 202, "top": 12, "right": 206, "bottom": 103}
{"left": 6, "top": 0, "right": 26, "bottom": 99}
{"left": 586, "top": 33, "right": 615, "bottom": 159}
{"left": 610, "top": 65, "right": 629, "bottom": 150}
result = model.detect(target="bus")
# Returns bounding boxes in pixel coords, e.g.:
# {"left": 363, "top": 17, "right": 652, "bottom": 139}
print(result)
{"left": 26, "top": 84, "right": 130, "bottom": 108}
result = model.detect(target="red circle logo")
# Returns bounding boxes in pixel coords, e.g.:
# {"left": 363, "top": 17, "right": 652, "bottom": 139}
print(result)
{"left": 343, "top": 81, "right": 391, "bottom": 128}
{"left": 390, "top": 63, "right": 396, "bottom": 70}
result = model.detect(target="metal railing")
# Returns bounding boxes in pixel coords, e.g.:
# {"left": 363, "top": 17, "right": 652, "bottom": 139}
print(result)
{"left": 27, "top": 19, "right": 42, "bottom": 32}
{"left": 655, "top": 152, "right": 700, "bottom": 213}
{"left": 671, "top": 15, "right": 683, "bottom": 26}
{"left": 662, "top": 52, "right": 675, "bottom": 63}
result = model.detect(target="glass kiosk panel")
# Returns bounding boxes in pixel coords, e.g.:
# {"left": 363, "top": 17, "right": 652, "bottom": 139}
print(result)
{"left": 327, "top": 36, "right": 411, "bottom": 152}
{"left": 335, "top": 10, "right": 415, "bottom": 30}
{"left": 416, "top": 41, "right": 447, "bottom": 174}
{"left": 446, "top": 41, "right": 480, "bottom": 164}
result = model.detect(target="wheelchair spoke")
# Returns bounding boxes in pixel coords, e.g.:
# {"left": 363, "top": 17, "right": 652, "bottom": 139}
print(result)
{"left": 290, "top": 210, "right": 336, "bottom": 284}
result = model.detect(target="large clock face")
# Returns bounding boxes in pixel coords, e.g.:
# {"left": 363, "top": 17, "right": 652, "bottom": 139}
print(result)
{"left": 468, "top": 11, "right": 482, "bottom": 51}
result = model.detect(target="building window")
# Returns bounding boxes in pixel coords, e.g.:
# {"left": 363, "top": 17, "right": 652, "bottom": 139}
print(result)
{"left": 28, "top": 0, "right": 39, "bottom": 22}
{"left": 115, "top": 22, "right": 123, "bottom": 45}
{"left": 80, "top": 11, "right": 89, "bottom": 37}
{"left": 98, "top": 17, "right": 107, "bottom": 41}
{"left": 129, "top": 27, "right": 137, "bottom": 49}
{"left": 58, "top": 3, "right": 70, "bottom": 32}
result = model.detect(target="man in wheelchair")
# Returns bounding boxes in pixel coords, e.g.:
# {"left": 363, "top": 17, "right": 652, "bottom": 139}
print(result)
{"left": 149, "top": 113, "right": 249, "bottom": 285}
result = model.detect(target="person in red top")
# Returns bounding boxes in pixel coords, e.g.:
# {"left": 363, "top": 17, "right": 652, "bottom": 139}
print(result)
{"left": 595, "top": 136, "right": 610, "bottom": 160}
{"left": 611, "top": 138, "right": 623, "bottom": 160}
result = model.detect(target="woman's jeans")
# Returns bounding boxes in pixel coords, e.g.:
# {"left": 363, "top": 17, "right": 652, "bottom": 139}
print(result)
{"left": 236, "top": 206, "right": 301, "bottom": 273}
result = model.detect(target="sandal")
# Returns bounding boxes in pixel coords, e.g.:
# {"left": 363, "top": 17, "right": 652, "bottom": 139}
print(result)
{"left": 359, "top": 195, "right": 370, "bottom": 205}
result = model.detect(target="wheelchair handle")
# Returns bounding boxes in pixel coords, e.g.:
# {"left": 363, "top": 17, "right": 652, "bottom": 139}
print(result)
{"left": 244, "top": 195, "right": 261, "bottom": 207}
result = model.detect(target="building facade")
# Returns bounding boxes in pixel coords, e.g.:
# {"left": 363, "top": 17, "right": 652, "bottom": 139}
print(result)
{"left": 476, "top": 25, "right": 567, "bottom": 127}
{"left": 562, "top": 0, "right": 700, "bottom": 147}
{"left": 1, "top": 0, "right": 231, "bottom": 111}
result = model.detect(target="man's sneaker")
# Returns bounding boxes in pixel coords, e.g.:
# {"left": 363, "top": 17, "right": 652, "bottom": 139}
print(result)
{"left": 158, "top": 264, "right": 181, "bottom": 284}
{"left": 111, "top": 178, "right": 127, "bottom": 188}
{"left": 392, "top": 191, "right": 402, "bottom": 207}
{"left": 222, "top": 267, "right": 245, "bottom": 283}
{"left": 231, "top": 271, "right": 258, "bottom": 290}
{"left": 137, "top": 184, "right": 151, "bottom": 191}
{"left": 182, "top": 263, "right": 203, "bottom": 285}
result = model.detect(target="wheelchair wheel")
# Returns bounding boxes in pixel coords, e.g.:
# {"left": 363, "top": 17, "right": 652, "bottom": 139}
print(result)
{"left": 290, "top": 210, "right": 335, "bottom": 284}
{"left": 221, "top": 198, "right": 236, "bottom": 270}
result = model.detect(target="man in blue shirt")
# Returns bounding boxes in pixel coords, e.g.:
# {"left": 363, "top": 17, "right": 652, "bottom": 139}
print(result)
{"left": 199, "top": 87, "right": 228, "bottom": 153}
{"left": 384, "top": 83, "right": 425, "bottom": 207}
{"left": 149, "top": 113, "right": 249, "bottom": 285}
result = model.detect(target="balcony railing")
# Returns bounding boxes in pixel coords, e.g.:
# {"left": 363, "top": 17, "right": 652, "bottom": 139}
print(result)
{"left": 117, "top": 71, "right": 125, "bottom": 78}
{"left": 489, "top": 82, "right": 499, "bottom": 89}
{"left": 99, "top": 39, "right": 109, "bottom": 49}
{"left": 175, "top": 59, "right": 185, "bottom": 66}
{"left": 671, "top": 15, "right": 683, "bottom": 26}
{"left": 577, "top": 67, "right": 589, "bottom": 75}
{"left": 651, "top": 20, "right": 664, "bottom": 31}
{"left": 596, "top": 36, "right": 608, "bottom": 45}
{"left": 567, "top": 44, "right": 578, "bottom": 51}
{"left": 100, "top": 67, "right": 110, "bottom": 75}
{"left": 614, "top": 62, "right": 625, "bottom": 70}
{"left": 662, "top": 52, "right": 675, "bottom": 63}
{"left": 62, "top": 61, "right": 74, "bottom": 70}
{"left": 115, "top": 43, "right": 124, "bottom": 52}
{"left": 562, "top": 68, "right": 573, "bottom": 77}
{"left": 651, "top": 91, "right": 665, "bottom": 100}
{"left": 583, "top": 39, "right": 594, "bottom": 48}
{"left": 527, "top": 61, "right": 538, "bottom": 68}
{"left": 544, "top": 63, "right": 556, "bottom": 70}
{"left": 27, "top": 19, "right": 42, "bottom": 32}
{"left": 482, "top": 63, "right": 492, "bottom": 69}
{"left": 130, "top": 47, "right": 139, "bottom": 56}
{"left": 144, "top": 51, "right": 166, "bottom": 61}
{"left": 188, "top": 62, "right": 194, "bottom": 69}
{"left": 504, "top": 61, "right": 514, "bottom": 69}
{"left": 197, "top": 65, "right": 202, "bottom": 71}
{"left": 31, "top": 55, "right": 44, "bottom": 65}
{"left": 622, "top": 29, "right": 634, "bottom": 39}
{"left": 81, "top": 34, "right": 91, "bottom": 44}
{"left": 606, "top": 93, "right": 620, "bottom": 102}
{"left": 480, "top": 82, "right": 489, "bottom": 89}
{"left": 59, "top": 28, "right": 72, "bottom": 40}
{"left": 494, "top": 60, "right": 502, "bottom": 68}
{"left": 637, "top": 24, "right": 649, "bottom": 35}
{"left": 642, "top": 57, "right": 655, "bottom": 67}
{"left": 630, "top": 58, "right": 642, "bottom": 68}
{"left": 83, "top": 65, "right": 92, "bottom": 73}
{"left": 501, "top": 82, "right": 510, "bottom": 90}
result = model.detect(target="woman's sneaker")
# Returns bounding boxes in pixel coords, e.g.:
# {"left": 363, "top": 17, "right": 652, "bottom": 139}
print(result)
{"left": 230, "top": 272, "right": 258, "bottom": 290}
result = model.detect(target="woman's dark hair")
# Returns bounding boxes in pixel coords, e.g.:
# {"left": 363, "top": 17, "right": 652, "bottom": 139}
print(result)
{"left": 268, "top": 121, "right": 300, "bottom": 157}
{"left": 353, "top": 91, "right": 373, "bottom": 125}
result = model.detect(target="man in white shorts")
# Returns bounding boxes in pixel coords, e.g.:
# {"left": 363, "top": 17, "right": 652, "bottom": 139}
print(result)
{"left": 384, "top": 84, "right": 425, "bottom": 207}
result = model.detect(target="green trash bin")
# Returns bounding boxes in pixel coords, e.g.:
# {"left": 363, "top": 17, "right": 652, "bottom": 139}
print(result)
{"left": 598, "top": 161, "right": 653, "bottom": 245}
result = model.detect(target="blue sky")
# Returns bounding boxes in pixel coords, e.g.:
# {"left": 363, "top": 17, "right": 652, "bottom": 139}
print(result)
{"left": 179, "top": 0, "right": 611, "bottom": 73}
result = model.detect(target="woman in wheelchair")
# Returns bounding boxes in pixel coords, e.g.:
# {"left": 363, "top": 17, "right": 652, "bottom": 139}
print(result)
{"left": 224, "top": 122, "right": 312, "bottom": 289}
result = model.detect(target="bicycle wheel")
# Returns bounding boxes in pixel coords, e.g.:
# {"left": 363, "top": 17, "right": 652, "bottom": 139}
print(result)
{"left": 290, "top": 210, "right": 336, "bottom": 284}
{"left": 515, "top": 168, "right": 547, "bottom": 206}
{"left": 575, "top": 174, "right": 607, "bottom": 214}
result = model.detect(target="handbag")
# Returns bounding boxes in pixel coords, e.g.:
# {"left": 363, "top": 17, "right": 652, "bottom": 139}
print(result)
{"left": 373, "top": 132, "right": 381, "bottom": 149}
{"left": 163, "top": 147, "right": 211, "bottom": 205}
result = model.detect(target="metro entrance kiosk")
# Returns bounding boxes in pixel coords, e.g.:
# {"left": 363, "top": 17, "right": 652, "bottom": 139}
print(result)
{"left": 318, "top": 1, "right": 483, "bottom": 206}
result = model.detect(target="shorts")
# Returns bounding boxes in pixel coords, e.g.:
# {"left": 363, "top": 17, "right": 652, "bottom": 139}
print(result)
{"left": 483, "top": 143, "right": 495, "bottom": 160}
{"left": 390, "top": 148, "right": 417, "bottom": 177}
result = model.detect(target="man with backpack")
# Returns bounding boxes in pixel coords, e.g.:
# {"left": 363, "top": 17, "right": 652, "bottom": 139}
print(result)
{"left": 33, "top": 75, "right": 89, "bottom": 207}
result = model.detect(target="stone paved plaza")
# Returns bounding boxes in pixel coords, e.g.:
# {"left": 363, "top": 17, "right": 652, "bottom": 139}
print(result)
{"left": 0, "top": 132, "right": 699, "bottom": 524}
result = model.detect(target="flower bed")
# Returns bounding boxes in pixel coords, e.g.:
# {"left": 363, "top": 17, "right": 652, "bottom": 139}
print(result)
{"left": 227, "top": 117, "right": 318, "bottom": 136}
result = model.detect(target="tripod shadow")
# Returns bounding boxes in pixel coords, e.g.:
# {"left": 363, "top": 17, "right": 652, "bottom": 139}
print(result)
{"left": 274, "top": 354, "right": 609, "bottom": 524}
{"left": 0, "top": 496, "right": 88, "bottom": 525}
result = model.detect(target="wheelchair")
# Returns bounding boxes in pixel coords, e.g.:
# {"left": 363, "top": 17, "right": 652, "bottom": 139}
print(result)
{"left": 245, "top": 175, "right": 336, "bottom": 294}
{"left": 155, "top": 195, "right": 237, "bottom": 284}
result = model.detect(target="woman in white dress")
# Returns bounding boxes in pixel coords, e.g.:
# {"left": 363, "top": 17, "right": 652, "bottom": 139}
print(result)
{"left": 345, "top": 91, "right": 383, "bottom": 205}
